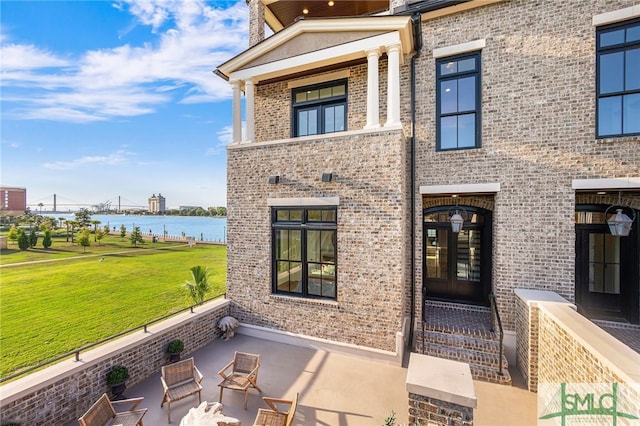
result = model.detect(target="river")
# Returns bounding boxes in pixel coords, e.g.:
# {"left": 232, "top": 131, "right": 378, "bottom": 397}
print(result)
{"left": 44, "top": 214, "right": 227, "bottom": 242}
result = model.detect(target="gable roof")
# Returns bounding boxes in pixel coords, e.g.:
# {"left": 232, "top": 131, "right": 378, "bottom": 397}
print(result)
{"left": 216, "top": 15, "right": 414, "bottom": 84}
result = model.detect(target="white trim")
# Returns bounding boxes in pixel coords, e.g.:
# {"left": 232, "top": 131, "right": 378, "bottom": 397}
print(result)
{"left": 230, "top": 32, "right": 403, "bottom": 83}
{"left": 419, "top": 183, "right": 501, "bottom": 195}
{"left": 227, "top": 124, "right": 404, "bottom": 150}
{"left": 267, "top": 197, "right": 340, "bottom": 207}
{"left": 593, "top": 5, "right": 640, "bottom": 26}
{"left": 432, "top": 39, "right": 486, "bottom": 58}
{"left": 572, "top": 178, "right": 640, "bottom": 191}
{"left": 287, "top": 70, "right": 351, "bottom": 89}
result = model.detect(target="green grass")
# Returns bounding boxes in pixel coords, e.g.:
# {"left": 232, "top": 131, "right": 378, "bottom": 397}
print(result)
{"left": 0, "top": 235, "right": 226, "bottom": 378}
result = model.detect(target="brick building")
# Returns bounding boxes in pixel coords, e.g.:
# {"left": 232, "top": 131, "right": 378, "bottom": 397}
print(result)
{"left": 215, "top": 0, "right": 640, "bottom": 372}
{"left": 0, "top": 186, "right": 27, "bottom": 217}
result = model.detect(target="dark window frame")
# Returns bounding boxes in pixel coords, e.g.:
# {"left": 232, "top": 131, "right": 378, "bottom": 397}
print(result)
{"left": 291, "top": 79, "right": 348, "bottom": 138}
{"left": 271, "top": 206, "right": 338, "bottom": 300}
{"left": 436, "top": 51, "right": 482, "bottom": 151}
{"left": 596, "top": 18, "right": 640, "bottom": 138}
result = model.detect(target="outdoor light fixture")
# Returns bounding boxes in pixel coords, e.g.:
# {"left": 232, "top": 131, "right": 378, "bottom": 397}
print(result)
{"left": 605, "top": 192, "right": 635, "bottom": 237}
{"left": 302, "top": 7, "right": 309, "bottom": 14}
{"left": 328, "top": 0, "right": 334, "bottom": 6}
{"left": 322, "top": 172, "right": 333, "bottom": 182}
{"left": 267, "top": 175, "right": 280, "bottom": 184}
{"left": 448, "top": 198, "right": 467, "bottom": 233}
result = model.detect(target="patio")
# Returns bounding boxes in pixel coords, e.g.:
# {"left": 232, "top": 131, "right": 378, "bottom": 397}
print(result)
{"left": 70, "top": 332, "right": 537, "bottom": 425}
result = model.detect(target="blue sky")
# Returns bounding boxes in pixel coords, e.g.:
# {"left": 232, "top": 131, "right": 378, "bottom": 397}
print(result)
{"left": 1, "top": 0, "right": 249, "bottom": 210}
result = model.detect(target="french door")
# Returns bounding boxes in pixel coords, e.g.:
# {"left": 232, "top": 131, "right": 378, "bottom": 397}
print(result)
{"left": 576, "top": 205, "right": 639, "bottom": 323}
{"left": 423, "top": 206, "right": 491, "bottom": 305}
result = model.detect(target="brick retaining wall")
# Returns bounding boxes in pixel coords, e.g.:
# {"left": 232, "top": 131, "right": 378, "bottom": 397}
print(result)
{"left": 0, "top": 299, "right": 230, "bottom": 426}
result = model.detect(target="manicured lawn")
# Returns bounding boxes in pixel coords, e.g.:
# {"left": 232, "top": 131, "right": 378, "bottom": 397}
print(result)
{"left": 0, "top": 236, "right": 227, "bottom": 379}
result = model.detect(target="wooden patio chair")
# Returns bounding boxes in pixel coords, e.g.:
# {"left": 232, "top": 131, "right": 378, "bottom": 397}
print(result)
{"left": 253, "top": 393, "right": 298, "bottom": 426}
{"left": 218, "top": 351, "right": 262, "bottom": 409}
{"left": 161, "top": 357, "right": 204, "bottom": 423}
{"left": 78, "top": 393, "right": 147, "bottom": 426}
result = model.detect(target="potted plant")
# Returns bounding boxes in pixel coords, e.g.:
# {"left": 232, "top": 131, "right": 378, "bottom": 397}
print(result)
{"left": 106, "top": 365, "right": 129, "bottom": 399}
{"left": 167, "top": 339, "right": 184, "bottom": 363}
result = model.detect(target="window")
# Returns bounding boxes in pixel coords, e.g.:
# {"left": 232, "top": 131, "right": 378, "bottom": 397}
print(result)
{"left": 436, "top": 52, "right": 481, "bottom": 151}
{"left": 272, "top": 207, "right": 337, "bottom": 299}
{"left": 292, "top": 80, "right": 346, "bottom": 137}
{"left": 597, "top": 19, "right": 640, "bottom": 137}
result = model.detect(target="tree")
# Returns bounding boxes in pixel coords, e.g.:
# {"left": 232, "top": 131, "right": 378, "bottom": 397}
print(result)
{"left": 129, "top": 226, "right": 144, "bottom": 246}
{"left": 17, "top": 230, "right": 29, "bottom": 250}
{"left": 29, "top": 229, "right": 38, "bottom": 248}
{"left": 216, "top": 206, "right": 227, "bottom": 217}
{"left": 90, "top": 220, "right": 101, "bottom": 240}
{"left": 103, "top": 224, "right": 111, "bottom": 234}
{"left": 78, "top": 227, "right": 91, "bottom": 253}
{"left": 184, "top": 265, "right": 211, "bottom": 306}
{"left": 42, "top": 229, "right": 52, "bottom": 249}
{"left": 119, "top": 224, "right": 127, "bottom": 239}
{"left": 96, "top": 228, "right": 105, "bottom": 245}
{"left": 7, "top": 225, "right": 19, "bottom": 244}
{"left": 75, "top": 208, "right": 91, "bottom": 228}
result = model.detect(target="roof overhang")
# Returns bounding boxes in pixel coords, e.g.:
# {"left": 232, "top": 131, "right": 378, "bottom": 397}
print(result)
{"left": 216, "top": 15, "right": 414, "bottom": 84}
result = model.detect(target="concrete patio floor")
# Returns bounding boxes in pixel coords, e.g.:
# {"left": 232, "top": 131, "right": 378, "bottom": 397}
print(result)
{"left": 71, "top": 332, "right": 537, "bottom": 426}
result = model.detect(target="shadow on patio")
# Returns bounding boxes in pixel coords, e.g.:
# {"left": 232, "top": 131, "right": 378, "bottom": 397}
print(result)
{"left": 69, "top": 331, "right": 537, "bottom": 426}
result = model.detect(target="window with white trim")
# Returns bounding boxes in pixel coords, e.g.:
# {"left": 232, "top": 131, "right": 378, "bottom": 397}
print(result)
{"left": 292, "top": 80, "right": 346, "bottom": 137}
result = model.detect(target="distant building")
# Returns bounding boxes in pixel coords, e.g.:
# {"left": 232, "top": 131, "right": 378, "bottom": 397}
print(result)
{"left": 148, "top": 193, "right": 166, "bottom": 214}
{"left": 179, "top": 206, "right": 199, "bottom": 210}
{"left": 0, "top": 186, "right": 27, "bottom": 216}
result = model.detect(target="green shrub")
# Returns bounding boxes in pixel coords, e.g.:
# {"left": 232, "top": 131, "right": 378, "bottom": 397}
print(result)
{"left": 106, "top": 365, "right": 129, "bottom": 385}
{"left": 167, "top": 339, "right": 184, "bottom": 354}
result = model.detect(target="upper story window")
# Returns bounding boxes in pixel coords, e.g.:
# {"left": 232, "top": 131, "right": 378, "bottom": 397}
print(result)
{"left": 272, "top": 207, "right": 337, "bottom": 300}
{"left": 436, "top": 52, "right": 481, "bottom": 151}
{"left": 596, "top": 19, "right": 640, "bottom": 138}
{"left": 292, "top": 80, "right": 347, "bottom": 137}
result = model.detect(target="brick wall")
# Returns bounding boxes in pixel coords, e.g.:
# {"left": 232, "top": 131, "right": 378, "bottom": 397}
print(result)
{"left": 413, "top": 0, "right": 640, "bottom": 330}
{"left": 0, "top": 299, "right": 230, "bottom": 426}
{"left": 408, "top": 393, "right": 473, "bottom": 426}
{"left": 226, "top": 128, "right": 410, "bottom": 352}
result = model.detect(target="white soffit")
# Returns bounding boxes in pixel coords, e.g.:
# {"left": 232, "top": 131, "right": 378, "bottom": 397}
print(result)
{"left": 593, "top": 5, "right": 640, "bottom": 26}
{"left": 572, "top": 178, "right": 640, "bottom": 191}
{"left": 420, "top": 183, "right": 501, "bottom": 195}
{"left": 267, "top": 197, "right": 340, "bottom": 206}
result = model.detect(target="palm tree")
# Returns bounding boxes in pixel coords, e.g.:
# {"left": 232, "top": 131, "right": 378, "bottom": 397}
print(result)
{"left": 184, "top": 266, "right": 211, "bottom": 306}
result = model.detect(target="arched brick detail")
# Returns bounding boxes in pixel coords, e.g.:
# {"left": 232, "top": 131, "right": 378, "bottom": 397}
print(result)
{"left": 422, "top": 195, "right": 495, "bottom": 211}
{"left": 576, "top": 193, "right": 640, "bottom": 210}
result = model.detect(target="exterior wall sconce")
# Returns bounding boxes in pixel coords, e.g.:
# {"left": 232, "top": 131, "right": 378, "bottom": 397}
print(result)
{"left": 605, "top": 192, "right": 635, "bottom": 237}
{"left": 322, "top": 173, "right": 333, "bottom": 182}
{"left": 268, "top": 175, "right": 280, "bottom": 184}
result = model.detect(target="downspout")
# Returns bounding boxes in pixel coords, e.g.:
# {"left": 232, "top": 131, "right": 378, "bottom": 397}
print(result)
{"left": 408, "top": 12, "right": 423, "bottom": 353}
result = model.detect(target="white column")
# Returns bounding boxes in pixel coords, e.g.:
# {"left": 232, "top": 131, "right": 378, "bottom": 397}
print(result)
{"left": 385, "top": 44, "right": 401, "bottom": 127}
{"left": 245, "top": 79, "right": 255, "bottom": 143}
{"left": 231, "top": 80, "right": 242, "bottom": 143}
{"left": 365, "top": 48, "right": 381, "bottom": 129}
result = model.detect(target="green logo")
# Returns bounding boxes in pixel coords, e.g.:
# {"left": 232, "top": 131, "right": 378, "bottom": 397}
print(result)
{"left": 539, "top": 383, "right": 639, "bottom": 425}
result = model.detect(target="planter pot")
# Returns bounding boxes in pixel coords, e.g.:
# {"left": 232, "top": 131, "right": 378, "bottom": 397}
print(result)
{"left": 110, "top": 382, "right": 127, "bottom": 400}
{"left": 168, "top": 351, "right": 182, "bottom": 363}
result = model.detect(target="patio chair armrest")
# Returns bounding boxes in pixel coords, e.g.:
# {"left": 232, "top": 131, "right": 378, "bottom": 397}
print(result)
{"left": 194, "top": 365, "right": 204, "bottom": 384}
{"left": 111, "top": 396, "right": 144, "bottom": 411}
{"left": 218, "top": 360, "right": 234, "bottom": 378}
{"left": 263, "top": 397, "right": 292, "bottom": 412}
{"left": 161, "top": 376, "right": 170, "bottom": 392}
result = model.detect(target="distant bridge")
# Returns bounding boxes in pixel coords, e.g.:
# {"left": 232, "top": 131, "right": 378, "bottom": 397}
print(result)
{"left": 28, "top": 194, "right": 146, "bottom": 213}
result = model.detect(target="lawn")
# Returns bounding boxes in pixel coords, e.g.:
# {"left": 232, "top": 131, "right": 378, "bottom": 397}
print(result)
{"left": 0, "top": 235, "right": 227, "bottom": 379}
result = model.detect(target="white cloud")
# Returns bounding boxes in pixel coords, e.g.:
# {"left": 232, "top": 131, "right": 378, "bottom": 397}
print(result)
{"left": 43, "top": 150, "right": 134, "bottom": 170}
{"left": 206, "top": 121, "right": 244, "bottom": 155}
{"left": 1, "top": 0, "right": 248, "bottom": 123}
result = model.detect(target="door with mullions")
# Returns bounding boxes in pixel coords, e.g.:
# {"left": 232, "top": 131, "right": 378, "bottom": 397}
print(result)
{"left": 423, "top": 206, "right": 491, "bottom": 305}
{"left": 576, "top": 206, "right": 639, "bottom": 323}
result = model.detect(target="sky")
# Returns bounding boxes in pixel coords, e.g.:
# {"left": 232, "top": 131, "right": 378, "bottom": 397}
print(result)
{"left": 1, "top": 0, "right": 249, "bottom": 210}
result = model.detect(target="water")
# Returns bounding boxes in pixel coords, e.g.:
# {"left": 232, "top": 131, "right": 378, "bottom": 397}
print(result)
{"left": 44, "top": 214, "right": 227, "bottom": 242}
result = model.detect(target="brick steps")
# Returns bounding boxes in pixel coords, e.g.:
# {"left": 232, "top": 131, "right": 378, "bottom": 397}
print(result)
{"left": 420, "top": 301, "right": 512, "bottom": 385}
